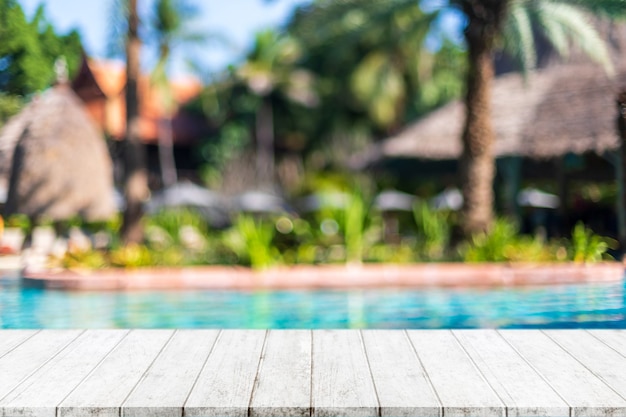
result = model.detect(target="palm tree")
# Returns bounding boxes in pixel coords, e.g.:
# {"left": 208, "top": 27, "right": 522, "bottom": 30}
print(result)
{"left": 237, "top": 29, "right": 318, "bottom": 188}
{"left": 290, "top": 0, "right": 462, "bottom": 136}
{"left": 149, "top": 0, "right": 206, "bottom": 188}
{"left": 289, "top": 0, "right": 621, "bottom": 236}
{"left": 121, "top": 0, "right": 149, "bottom": 245}
{"left": 458, "top": 0, "right": 616, "bottom": 236}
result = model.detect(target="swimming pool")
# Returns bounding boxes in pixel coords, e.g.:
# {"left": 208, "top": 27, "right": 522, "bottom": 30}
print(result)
{"left": 1, "top": 278, "right": 625, "bottom": 328}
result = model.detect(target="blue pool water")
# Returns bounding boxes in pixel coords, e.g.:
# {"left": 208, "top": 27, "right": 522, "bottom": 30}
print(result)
{"left": 1, "top": 278, "right": 625, "bottom": 329}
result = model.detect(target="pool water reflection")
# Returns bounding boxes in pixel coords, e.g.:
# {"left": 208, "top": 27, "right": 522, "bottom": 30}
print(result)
{"left": 1, "top": 278, "right": 624, "bottom": 328}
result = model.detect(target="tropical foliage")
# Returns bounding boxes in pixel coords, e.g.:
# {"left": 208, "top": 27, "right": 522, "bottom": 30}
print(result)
{"left": 0, "top": 1, "right": 83, "bottom": 126}
{"left": 282, "top": 0, "right": 622, "bottom": 237}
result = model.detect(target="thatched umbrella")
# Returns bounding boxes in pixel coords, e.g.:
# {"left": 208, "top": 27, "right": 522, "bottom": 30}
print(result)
{"left": 0, "top": 84, "right": 116, "bottom": 222}
{"left": 353, "top": 61, "right": 626, "bottom": 170}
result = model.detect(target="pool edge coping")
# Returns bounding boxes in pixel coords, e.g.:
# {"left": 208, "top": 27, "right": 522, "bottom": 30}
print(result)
{"left": 18, "top": 262, "right": 625, "bottom": 291}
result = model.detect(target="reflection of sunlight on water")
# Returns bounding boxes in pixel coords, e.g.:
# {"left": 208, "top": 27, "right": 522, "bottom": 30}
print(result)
{"left": 0, "top": 279, "right": 625, "bottom": 328}
{"left": 348, "top": 291, "right": 365, "bottom": 329}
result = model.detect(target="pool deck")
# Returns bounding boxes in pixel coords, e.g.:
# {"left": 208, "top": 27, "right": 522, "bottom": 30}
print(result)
{"left": 19, "top": 262, "right": 626, "bottom": 290}
{"left": 2, "top": 330, "right": 626, "bottom": 417}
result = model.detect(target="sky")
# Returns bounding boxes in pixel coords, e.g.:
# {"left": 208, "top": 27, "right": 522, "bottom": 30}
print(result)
{"left": 18, "top": 0, "right": 311, "bottom": 79}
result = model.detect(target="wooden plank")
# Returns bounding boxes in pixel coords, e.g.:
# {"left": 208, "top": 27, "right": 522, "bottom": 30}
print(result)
{"left": 0, "top": 330, "right": 82, "bottom": 400}
{"left": 454, "top": 330, "right": 569, "bottom": 417}
{"left": 500, "top": 330, "right": 626, "bottom": 417}
{"left": 407, "top": 330, "right": 504, "bottom": 417}
{"left": 122, "top": 330, "right": 220, "bottom": 417}
{"left": 587, "top": 330, "right": 626, "bottom": 356}
{"left": 362, "top": 330, "right": 440, "bottom": 417}
{"left": 184, "top": 330, "right": 266, "bottom": 417}
{"left": 0, "top": 330, "right": 37, "bottom": 359}
{"left": 249, "top": 330, "right": 311, "bottom": 417}
{"left": 0, "top": 330, "right": 128, "bottom": 417}
{"left": 58, "top": 330, "right": 174, "bottom": 417}
{"left": 546, "top": 330, "right": 626, "bottom": 405}
{"left": 311, "top": 330, "right": 379, "bottom": 417}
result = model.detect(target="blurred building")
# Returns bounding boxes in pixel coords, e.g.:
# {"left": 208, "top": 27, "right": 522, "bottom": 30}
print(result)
{"left": 71, "top": 56, "right": 210, "bottom": 187}
{"left": 354, "top": 20, "right": 626, "bottom": 237}
{"left": 0, "top": 82, "right": 116, "bottom": 222}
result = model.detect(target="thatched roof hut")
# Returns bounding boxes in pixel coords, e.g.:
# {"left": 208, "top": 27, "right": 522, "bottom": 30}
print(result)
{"left": 356, "top": 61, "right": 625, "bottom": 167}
{"left": 0, "top": 84, "right": 116, "bottom": 221}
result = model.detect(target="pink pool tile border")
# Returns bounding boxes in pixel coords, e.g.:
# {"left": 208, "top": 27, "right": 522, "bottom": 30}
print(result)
{"left": 20, "top": 262, "right": 625, "bottom": 291}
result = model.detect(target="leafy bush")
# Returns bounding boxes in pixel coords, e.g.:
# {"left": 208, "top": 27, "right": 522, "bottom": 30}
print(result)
{"left": 146, "top": 208, "right": 208, "bottom": 245}
{"left": 413, "top": 202, "right": 450, "bottom": 261}
{"left": 365, "top": 241, "right": 416, "bottom": 263}
{"left": 223, "top": 215, "right": 281, "bottom": 270}
{"left": 344, "top": 190, "right": 368, "bottom": 264}
{"left": 4, "top": 214, "right": 31, "bottom": 234}
{"left": 109, "top": 244, "right": 155, "bottom": 268}
{"left": 462, "top": 219, "right": 561, "bottom": 263}
{"left": 60, "top": 248, "right": 108, "bottom": 270}
{"left": 569, "top": 222, "right": 615, "bottom": 262}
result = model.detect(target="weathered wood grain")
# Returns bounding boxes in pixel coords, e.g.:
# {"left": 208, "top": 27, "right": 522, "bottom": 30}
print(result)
{"left": 0, "top": 330, "right": 37, "bottom": 359}
{"left": 249, "top": 330, "right": 311, "bottom": 417}
{"left": 407, "top": 330, "right": 504, "bottom": 417}
{"left": 545, "top": 330, "right": 626, "bottom": 407}
{"left": 453, "top": 329, "right": 569, "bottom": 417}
{"left": 0, "top": 329, "right": 625, "bottom": 417}
{"left": 0, "top": 330, "right": 128, "bottom": 417}
{"left": 362, "top": 330, "right": 440, "bottom": 417}
{"left": 0, "top": 330, "right": 82, "bottom": 400}
{"left": 58, "top": 330, "right": 174, "bottom": 417}
{"left": 500, "top": 330, "right": 626, "bottom": 417}
{"left": 311, "top": 330, "right": 379, "bottom": 417}
{"left": 122, "top": 329, "right": 220, "bottom": 417}
{"left": 588, "top": 330, "right": 626, "bottom": 356}
{"left": 184, "top": 329, "right": 266, "bottom": 417}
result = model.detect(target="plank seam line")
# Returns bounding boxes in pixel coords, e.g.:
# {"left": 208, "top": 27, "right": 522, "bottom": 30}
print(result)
{"left": 310, "top": 329, "right": 314, "bottom": 417}
{"left": 0, "top": 329, "right": 85, "bottom": 405}
{"left": 182, "top": 329, "right": 223, "bottom": 417}
{"left": 359, "top": 330, "right": 382, "bottom": 417}
{"left": 585, "top": 330, "right": 626, "bottom": 362}
{"left": 0, "top": 330, "right": 41, "bottom": 361}
{"left": 542, "top": 330, "right": 626, "bottom": 403}
{"left": 119, "top": 329, "right": 178, "bottom": 417}
{"left": 404, "top": 330, "right": 444, "bottom": 417}
{"left": 55, "top": 330, "right": 131, "bottom": 417}
{"left": 451, "top": 330, "right": 507, "bottom": 417}
{"left": 247, "top": 329, "right": 269, "bottom": 417}
{"left": 496, "top": 331, "right": 572, "bottom": 417}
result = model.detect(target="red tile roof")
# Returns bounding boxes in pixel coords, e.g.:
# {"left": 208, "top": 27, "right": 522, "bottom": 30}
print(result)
{"left": 72, "top": 57, "right": 206, "bottom": 145}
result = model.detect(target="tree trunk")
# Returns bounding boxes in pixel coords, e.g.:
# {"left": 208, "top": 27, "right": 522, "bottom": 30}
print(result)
{"left": 121, "top": 0, "right": 149, "bottom": 245}
{"left": 616, "top": 90, "right": 626, "bottom": 255}
{"left": 458, "top": 0, "right": 509, "bottom": 237}
{"left": 158, "top": 117, "right": 177, "bottom": 187}
{"left": 256, "top": 99, "right": 274, "bottom": 188}
{"left": 156, "top": 42, "right": 177, "bottom": 188}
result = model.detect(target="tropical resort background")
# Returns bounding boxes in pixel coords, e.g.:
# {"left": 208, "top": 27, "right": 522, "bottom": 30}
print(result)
{"left": 2, "top": 0, "right": 626, "bottom": 279}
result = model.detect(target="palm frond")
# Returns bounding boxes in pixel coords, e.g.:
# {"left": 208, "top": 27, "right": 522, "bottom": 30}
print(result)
{"left": 538, "top": 1, "right": 614, "bottom": 75}
{"left": 504, "top": 1, "right": 537, "bottom": 72}
{"left": 532, "top": 3, "right": 569, "bottom": 57}
{"left": 289, "top": 0, "right": 431, "bottom": 49}
{"left": 561, "top": 0, "right": 626, "bottom": 19}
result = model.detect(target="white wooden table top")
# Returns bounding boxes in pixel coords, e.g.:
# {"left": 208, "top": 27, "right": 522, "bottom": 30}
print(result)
{"left": 0, "top": 330, "right": 626, "bottom": 417}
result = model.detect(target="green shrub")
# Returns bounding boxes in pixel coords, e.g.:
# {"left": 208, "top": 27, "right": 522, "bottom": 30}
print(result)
{"left": 223, "top": 215, "right": 281, "bottom": 270}
{"left": 5, "top": 214, "right": 31, "bottom": 234}
{"left": 146, "top": 208, "right": 208, "bottom": 245}
{"left": 344, "top": 190, "right": 368, "bottom": 264}
{"left": 569, "top": 222, "right": 615, "bottom": 262}
{"left": 413, "top": 202, "right": 450, "bottom": 261}
{"left": 60, "top": 248, "right": 108, "bottom": 270}
{"left": 462, "top": 219, "right": 560, "bottom": 263}
{"left": 109, "top": 244, "right": 155, "bottom": 268}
